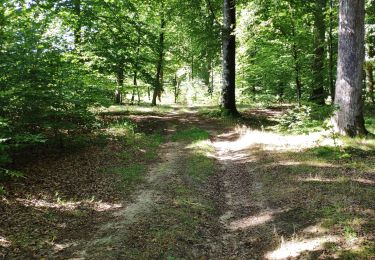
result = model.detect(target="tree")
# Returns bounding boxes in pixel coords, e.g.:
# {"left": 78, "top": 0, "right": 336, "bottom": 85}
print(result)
{"left": 332, "top": 0, "right": 367, "bottom": 136}
{"left": 221, "top": 0, "right": 238, "bottom": 115}
{"left": 310, "top": 0, "right": 327, "bottom": 105}
{"left": 152, "top": 0, "right": 165, "bottom": 106}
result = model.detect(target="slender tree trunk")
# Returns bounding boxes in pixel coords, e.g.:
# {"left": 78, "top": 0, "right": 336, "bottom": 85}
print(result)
{"left": 292, "top": 39, "right": 302, "bottom": 106}
{"left": 73, "top": 0, "right": 81, "bottom": 46}
{"left": 152, "top": 2, "right": 165, "bottom": 106}
{"left": 333, "top": 0, "right": 367, "bottom": 136}
{"left": 221, "top": 0, "right": 238, "bottom": 115}
{"left": 173, "top": 74, "right": 180, "bottom": 103}
{"left": 0, "top": 7, "right": 5, "bottom": 52}
{"left": 131, "top": 71, "right": 137, "bottom": 105}
{"left": 204, "top": 53, "right": 211, "bottom": 88}
{"left": 210, "top": 64, "right": 214, "bottom": 97}
{"left": 115, "top": 63, "right": 124, "bottom": 104}
{"left": 328, "top": 0, "right": 335, "bottom": 102}
{"left": 132, "top": 33, "right": 141, "bottom": 105}
{"left": 310, "top": 0, "right": 327, "bottom": 105}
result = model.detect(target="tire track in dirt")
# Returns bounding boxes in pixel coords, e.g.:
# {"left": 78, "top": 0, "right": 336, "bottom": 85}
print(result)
{"left": 204, "top": 127, "right": 283, "bottom": 259}
{"left": 71, "top": 140, "right": 189, "bottom": 259}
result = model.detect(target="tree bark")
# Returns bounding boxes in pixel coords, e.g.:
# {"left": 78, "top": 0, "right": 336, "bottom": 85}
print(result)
{"left": 333, "top": 0, "right": 367, "bottom": 136}
{"left": 131, "top": 71, "right": 137, "bottom": 105}
{"left": 115, "top": 63, "right": 124, "bottom": 104}
{"left": 221, "top": 0, "right": 238, "bottom": 115}
{"left": 152, "top": 2, "right": 165, "bottom": 106}
{"left": 310, "top": 0, "right": 327, "bottom": 105}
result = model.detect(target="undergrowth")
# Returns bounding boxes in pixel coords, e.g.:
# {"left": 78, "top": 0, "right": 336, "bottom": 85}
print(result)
{"left": 172, "top": 128, "right": 210, "bottom": 142}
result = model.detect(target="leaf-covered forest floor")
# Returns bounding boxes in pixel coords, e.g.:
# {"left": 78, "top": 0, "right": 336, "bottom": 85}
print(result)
{"left": 0, "top": 105, "right": 374, "bottom": 259}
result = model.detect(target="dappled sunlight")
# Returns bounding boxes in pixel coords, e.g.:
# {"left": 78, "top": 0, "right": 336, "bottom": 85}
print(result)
{"left": 0, "top": 236, "right": 11, "bottom": 248}
{"left": 16, "top": 198, "right": 122, "bottom": 212}
{"left": 302, "top": 224, "right": 329, "bottom": 235}
{"left": 278, "top": 160, "right": 337, "bottom": 168}
{"left": 265, "top": 235, "right": 339, "bottom": 260}
{"left": 299, "top": 176, "right": 340, "bottom": 183}
{"left": 298, "top": 176, "right": 375, "bottom": 185}
{"left": 212, "top": 126, "right": 340, "bottom": 161}
{"left": 229, "top": 208, "right": 287, "bottom": 230}
{"left": 186, "top": 140, "right": 215, "bottom": 157}
{"left": 47, "top": 241, "right": 78, "bottom": 253}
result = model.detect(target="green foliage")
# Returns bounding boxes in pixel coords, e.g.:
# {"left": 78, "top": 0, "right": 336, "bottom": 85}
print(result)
{"left": 0, "top": 2, "right": 113, "bottom": 184}
{"left": 365, "top": 105, "right": 375, "bottom": 134}
{"left": 276, "top": 104, "right": 335, "bottom": 134}
{"left": 312, "top": 146, "right": 352, "bottom": 160}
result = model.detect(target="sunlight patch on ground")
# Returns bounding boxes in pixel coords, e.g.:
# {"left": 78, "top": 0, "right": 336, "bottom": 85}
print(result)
{"left": 47, "top": 241, "right": 78, "bottom": 252}
{"left": 213, "top": 126, "right": 340, "bottom": 160}
{"left": 16, "top": 198, "right": 122, "bottom": 212}
{"left": 278, "top": 160, "right": 337, "bottom": 168}
{"left": 186, "top": 140, "right": 215, "bottom": 156}
{"left": 0, "top": 236, "right": 11, "bottom": 248}
{"left": 298, "top": 176, "right": 375, "bottom": 185}
{"left": 265, "top": 235, "right": 339, "bottom": 260}
{"left": 229, "top": 208, "right": 287, "bottom": 230}
{"left": 302, "top": 224, "right": 329, "bottom": 235}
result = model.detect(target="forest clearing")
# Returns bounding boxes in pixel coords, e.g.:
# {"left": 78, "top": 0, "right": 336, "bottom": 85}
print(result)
{"left": 1, "top": 0, "right": 375, "bottom": 259}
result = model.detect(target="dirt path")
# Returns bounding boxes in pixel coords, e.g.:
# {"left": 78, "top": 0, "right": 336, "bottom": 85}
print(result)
{"left": 69, "top": 109, "right": 334, "bottom": 259}
{"left": 72, "top": 141, "right": 188, "bottom": 259}
{"left": 2, "top": 107, "right": 373, "bottom": 259}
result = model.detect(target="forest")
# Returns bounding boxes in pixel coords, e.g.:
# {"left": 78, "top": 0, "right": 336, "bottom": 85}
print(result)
{"left": 0, "top": 0, "right": 374, "bottom": 259}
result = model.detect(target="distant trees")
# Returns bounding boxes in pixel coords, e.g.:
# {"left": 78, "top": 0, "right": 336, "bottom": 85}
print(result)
{"left": 332, "top": 0, "right": 367, "bottom": 136}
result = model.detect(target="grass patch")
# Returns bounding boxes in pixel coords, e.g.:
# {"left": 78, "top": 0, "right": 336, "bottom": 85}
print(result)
{"left": 120, "top": 132, "right": 164, "bottom": 162}
{"left": 104, "top": 119, "right": 164, "bottom": 190}
{"left": 172, "top": 128, "right": 210, "bottom": 142}
{"left": 186, "top": 154, "right": 214, "bottom": 181}
{"left": 108, "top": 164, "right": 146, "bottom": 186}
{"left": 97, "top": 104, "right": 175, "bottom": 117}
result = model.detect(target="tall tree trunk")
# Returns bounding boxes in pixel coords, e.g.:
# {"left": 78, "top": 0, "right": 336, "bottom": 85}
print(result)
{"left": 210, "top": 63, "right": 214, "bottom": 97}
{"left": 132, "top": 32, "right": 141, "bottom": 105}
{"left": 0, "top": 7, "right": 5, "bottom": 52}
{"left": 173, "top": 74, "right": 180, "bottom": 103}
{"left": 221, "top": 0, "right": 238, "bottom": 115}
{"left": 204, "top": 52, "right": 211, "bottom": 88}
{"left": 115, "top": 63, "right": 124, "bottom": 104}
{"left": 131, "top": 71, "right": 137, "bottom": 105}
{"left": 73, "top": 0, "right": 81, "bottom": 46}
{"left": 310, "top": 0, "right": 327, "bottom": 105}
{"left": 152, "top": 2, "right": 165, "bottom": 106}
{"left": 333, "top": 0, "right": 367, "bottom": 136}
{"left": 328, "top": 0, "right": 335, "bottom": 102}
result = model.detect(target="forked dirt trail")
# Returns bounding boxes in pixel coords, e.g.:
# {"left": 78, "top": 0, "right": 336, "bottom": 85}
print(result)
{"left": 2, "top": 107, "right": 373, "bottom": 259}
{"left": 71, "top": 107, "right": 352, "bottom": 259}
